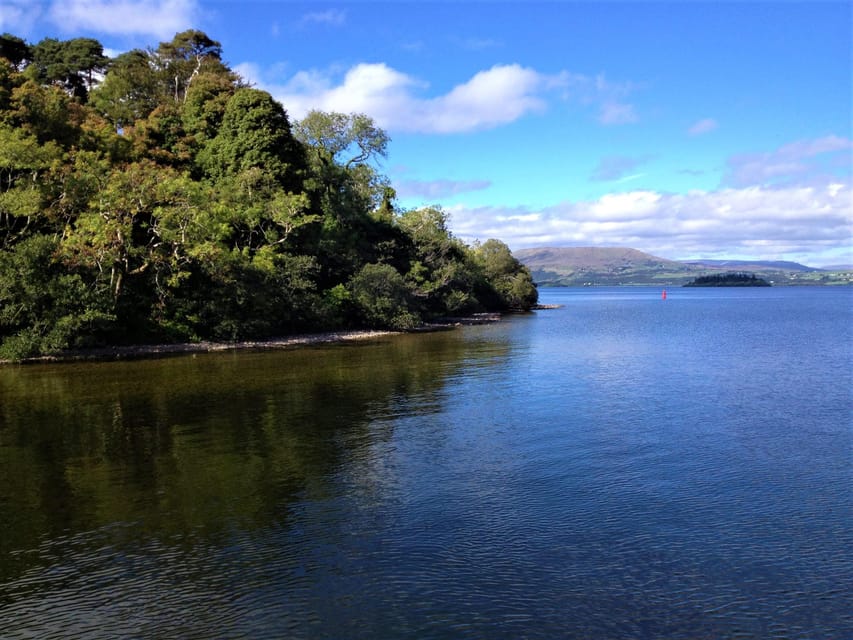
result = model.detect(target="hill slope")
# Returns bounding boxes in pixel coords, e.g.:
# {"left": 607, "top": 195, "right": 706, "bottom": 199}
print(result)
{"left": 515, "top": 247, "right": 694, "bottom": 285}
{"left": 515, "top": 247, "right": 851, "bottom": 286}
{"left": 681, "top": 259, "right": 817, "bottom": 272}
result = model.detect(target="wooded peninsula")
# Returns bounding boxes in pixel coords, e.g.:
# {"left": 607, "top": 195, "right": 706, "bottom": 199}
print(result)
{"left": 0, "top": 30, "right": 538, "bottom": 361}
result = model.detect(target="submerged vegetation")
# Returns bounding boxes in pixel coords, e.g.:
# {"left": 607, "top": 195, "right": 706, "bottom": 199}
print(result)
{"left": 684, "top": 273, "right": 771, "bottom": 287}
{"left": 0, "top": 30, "right": 537, "bottom": 361}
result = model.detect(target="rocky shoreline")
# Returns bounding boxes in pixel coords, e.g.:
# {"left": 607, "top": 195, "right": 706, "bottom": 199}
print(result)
{"left": 0, "top": 313, "right": 510, "bottom": 365}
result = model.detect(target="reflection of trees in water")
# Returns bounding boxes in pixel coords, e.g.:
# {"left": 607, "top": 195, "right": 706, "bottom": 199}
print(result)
{"left": 0, "top": 329, "right": 512, "bottom": 581}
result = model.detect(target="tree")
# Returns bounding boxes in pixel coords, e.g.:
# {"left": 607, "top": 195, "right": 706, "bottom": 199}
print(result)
{"left": 125, "top": 102, "right": 195, "bottom": 167}
{"left": 152, "top": 30, "right": 227, "bottom": 103}
{"left": 27, "top": 37, "right": 107, "bottom": 100}
{"left": 211, "top": 167, "right": 318, "bottom": 255}
{"left": 0, "top": 234, "right": 114, "bottom": 359}
{"left": 0, "top": 33, "right": 30, "bottom": 71}
{"left": 0, "top": 123, "right": 62, "bottom": 247}
{"left": 475, "top": 239, "right": 538, "bottom": 310}
{"left": 181, "top": 70, "right": 236, "bottom": 143}
{"left": 348, "top": 262, "right": 418, "bottom": 329}
{"left": 198, "top": 88, "right": 306, "bottom": 191}
{"left": 60, "top": 160, "right": 163, "bottom": 303}
{"left": 89, "top": 49, "right": 160, "bottom": 127}
{"left": 295, "top": 110, "right": 389, "bottom": 169}
{"left": 295, "top": 110, "right": 391, "bottom": 219}
{"left": 61, "top": 38, "right": 108, "bottom": 97}
{"left": 397, "top": 206, "right": 482, "bottom": 315}
{"left": 91, "top": 32, "right": 233, "bottom": 130}
{"left": 7, "top": 79, "right": 84, "bottom": 146}
{"left": 0, "top": 58, "right": 18, "bottom": 113}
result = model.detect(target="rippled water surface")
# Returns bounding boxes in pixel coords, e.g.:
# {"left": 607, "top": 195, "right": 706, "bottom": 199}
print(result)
{"left": 1, "top": 286, "right": 851, "bottom": 638}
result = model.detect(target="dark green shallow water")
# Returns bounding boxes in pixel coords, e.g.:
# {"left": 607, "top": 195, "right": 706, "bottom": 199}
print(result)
{"left": 1, "top": 287, "right": 851, "bottom": 638}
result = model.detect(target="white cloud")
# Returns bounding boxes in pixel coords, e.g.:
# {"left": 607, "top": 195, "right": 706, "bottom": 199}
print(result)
{"left": 271, "top": 62, "right": 562, "bottom": 134}
{"left": 233, "top": 62, "right": 263, "bottom": 86}
{"left": 47, "top": 0, "right": 201, "bottom": 38}
{"left": 598, "top": 101, "right": 639, "bottom": 125}
{"left": 446, "top": 181, "right": 852, "bottom": 264}
{"left": 244, "top": 61, "right": 639, "bottom": 134}
{"left": 688, "top": 118, "right": 718, "bottom": 136}
{"left": 299, "top": 9, "right": 346, "bottom": 27}
{"left": 557, "top": 74, "right": 640, "bottom": 126}
{"left": 591, "top": 155, "right": 652, "bottom": 181}
{"left": 428, "top": 64, "right": 549, "bottom": 133}
{"left": 725, "top": 135, "right": 853, "bottom": 187}
{"left": 395, "top": 178, "right": 492, "bottom": 200}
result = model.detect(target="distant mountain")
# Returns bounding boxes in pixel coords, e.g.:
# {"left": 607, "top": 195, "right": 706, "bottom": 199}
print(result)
{"left": 515, "top": 247, "right": 682, "bottom": 270}
{"left": 817, "top": 264, "right": 853, "bottom": 271}
{"left": 514, "top": 247, "right": 851, "bottom": 286}
{"left": 515, "top": 247, "right": 695, "bottom": 286}
{"left": 680, "top": 259, "right": 819, "bottom": 272}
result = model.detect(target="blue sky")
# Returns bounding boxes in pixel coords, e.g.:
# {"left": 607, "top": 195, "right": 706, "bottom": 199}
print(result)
{"left": 3, "top": 0, "right": 851, "bottom": 265}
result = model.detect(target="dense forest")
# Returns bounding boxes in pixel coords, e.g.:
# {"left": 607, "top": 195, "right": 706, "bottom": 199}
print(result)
{"left": 0, "top": 30, "right": 537, "bottom": 360}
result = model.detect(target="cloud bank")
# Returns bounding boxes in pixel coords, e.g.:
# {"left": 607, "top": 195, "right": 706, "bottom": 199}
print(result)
{"left": 443, "top": 135, "right": 852, "bottom": 264}
{"left": 448, "top": 180, "right": 851, "bottom": 264}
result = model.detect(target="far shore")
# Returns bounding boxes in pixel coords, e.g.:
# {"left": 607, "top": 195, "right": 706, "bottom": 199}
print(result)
{"left": 0, "top": 313, "right": 516, "bottom": 365}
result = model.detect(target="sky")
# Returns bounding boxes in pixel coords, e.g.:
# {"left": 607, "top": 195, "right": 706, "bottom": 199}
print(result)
{"left": 2, "top": 0, "right": 851, "bottom": 266}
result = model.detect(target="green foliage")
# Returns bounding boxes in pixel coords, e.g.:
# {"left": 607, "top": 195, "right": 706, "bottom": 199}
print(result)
{"left": 0, "top": 123, "right": 62, "bottom": 247}
{"left": 349, "top": 263, "right": 419, "bottom": 329}
{"left": 476, "top": 239, "right": 538, "bottom": 310}
{"left": 181, "top": 71, "right": 235, "bottom": 143}
{"left": 198, "top": 88, "right": 306, "bottom": 191}
{"left": 296, "top": 111, "right": 391, "bottom": 226}
{"left": 294, "top": 110, "right": 389, "bottom": 169}
{"left": 398, "top": 206, "right": 487, "bottom": 316}
{"left": 0, "top": 235, "right": 114, "bottom": 360}
{"left": 7, "top": 79, "right": 84, "bottom": 146}
{"left": 0, "top": 28, "right": 534, "bottom": 359}
{"left": 89, "top": 49, "right": 160, "bottom": 127}
{"left": 0, "top": 33, "right": 30, "bottom": 71}
{"left": 26, "top": 37, "right": 107, "bottom": 101}
{"left": 152, "top": 30, "right": 227, "bottom": 103}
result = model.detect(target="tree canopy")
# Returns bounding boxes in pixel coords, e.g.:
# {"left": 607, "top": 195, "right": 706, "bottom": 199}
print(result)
{"left": 0, "top": 30, "right": 537, "bottom": 361}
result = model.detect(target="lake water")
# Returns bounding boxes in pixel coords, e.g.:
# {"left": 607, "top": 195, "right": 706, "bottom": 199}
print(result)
{"left": 1, "top": 286, "right": 851, "bottom": 639}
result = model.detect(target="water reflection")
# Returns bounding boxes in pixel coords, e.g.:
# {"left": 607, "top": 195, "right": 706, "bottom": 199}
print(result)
{"left": 0, "top": 329, "right": 513, "bottom": 585}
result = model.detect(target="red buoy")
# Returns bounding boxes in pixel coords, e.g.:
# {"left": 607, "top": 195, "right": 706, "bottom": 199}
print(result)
{"left": 662, "top": 289, "right": 667, "bottom": 300}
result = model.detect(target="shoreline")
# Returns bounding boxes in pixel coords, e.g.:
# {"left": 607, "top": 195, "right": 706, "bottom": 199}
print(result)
{"left": 1, "top": 330, "right": 399, "bottom": 365}
{"left": 0, "top": 313, "right": 508, "bottom": 366}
